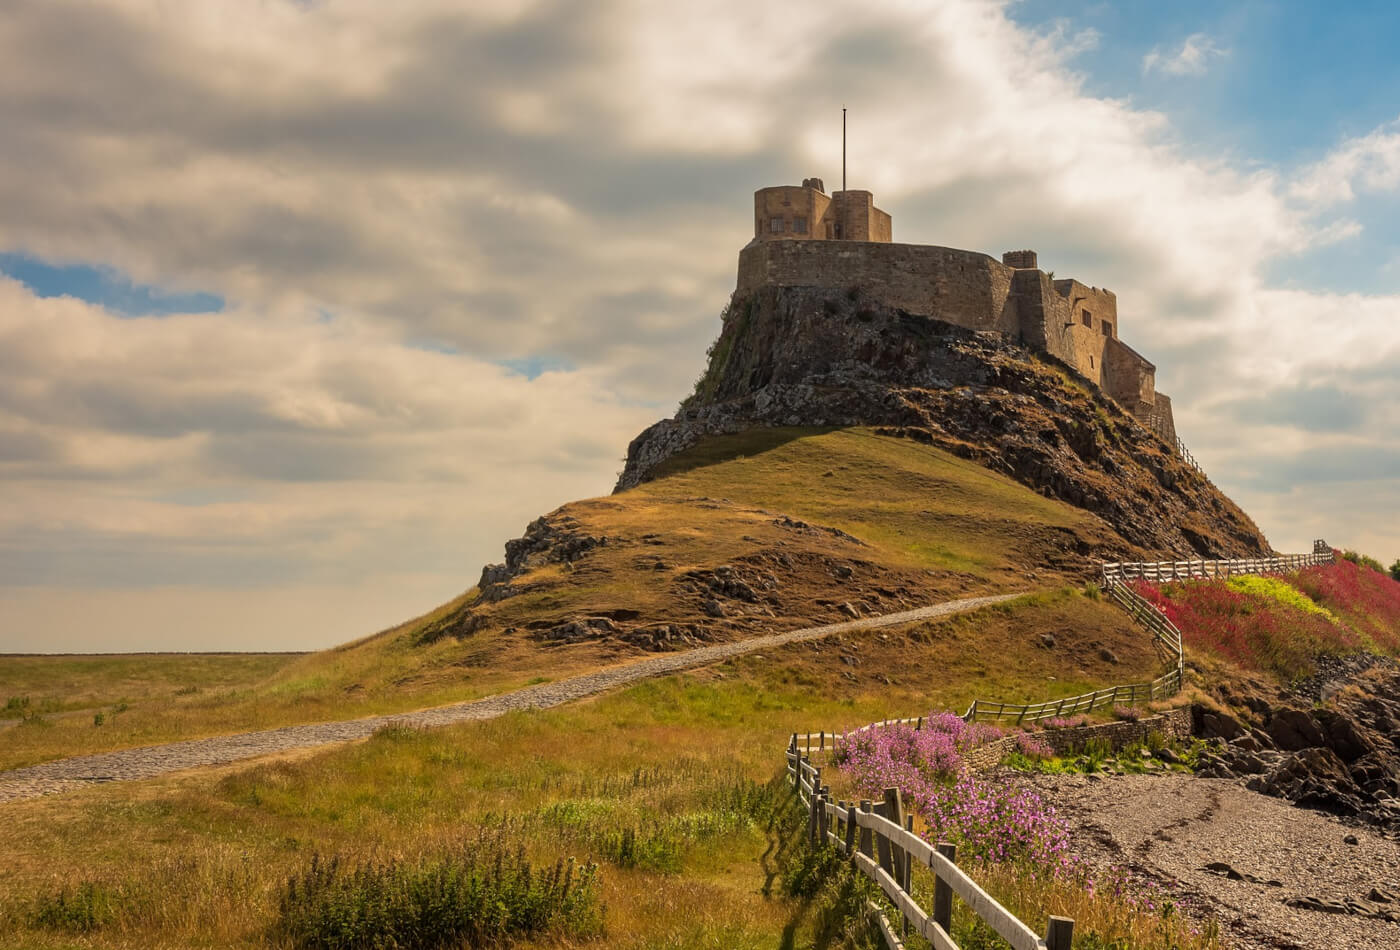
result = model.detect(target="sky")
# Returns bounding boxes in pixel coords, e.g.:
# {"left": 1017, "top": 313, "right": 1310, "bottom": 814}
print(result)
{"left": 2, "top": 0, "right": 1399, "bottom": 653}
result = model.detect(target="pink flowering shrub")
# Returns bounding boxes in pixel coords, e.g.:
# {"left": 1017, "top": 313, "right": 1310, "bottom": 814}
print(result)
{"left": 838, "top": 715, "right": 1073, "bottom": 869}
{"left": 1112, "top": 706, "right": 1144, "bottom": 722}
{"left": 838, "top": 714, "right": 1004, "bottom": 789}
{"left": 916, "top": 773, "right": 1074, "bottom": 869}
{"left": 1042, "top": 715, "right": 1089, "bottom": 730}
{"left": 1014, "top": 732, "right": 1053, "bottom": 760}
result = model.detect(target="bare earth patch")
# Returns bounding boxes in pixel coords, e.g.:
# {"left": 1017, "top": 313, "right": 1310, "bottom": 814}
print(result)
{"left": 1019, "top": 771, "right": 1400, "bottom": 949}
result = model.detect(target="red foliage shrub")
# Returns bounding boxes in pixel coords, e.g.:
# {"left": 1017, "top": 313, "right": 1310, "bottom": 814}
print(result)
{"left": 1131, "top": 577, "right": 1360, "bottom": 681}
{"left": 1294, "top": 557, "right": 1400, "bottom": 653}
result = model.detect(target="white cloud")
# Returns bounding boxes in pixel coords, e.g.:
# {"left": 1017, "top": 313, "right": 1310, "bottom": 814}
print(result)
{"left": 1143, "top": 32, "right": 1228, "bottom": 77}
{"left": 1291, "top": 118, "right": 1400, "bottom": 207}
{"left": 2, "top": 0, "right": 1400, "bottom": 650}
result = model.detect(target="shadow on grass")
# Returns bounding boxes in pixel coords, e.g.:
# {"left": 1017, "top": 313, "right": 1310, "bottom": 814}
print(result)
{"left": 645, "top": 427, "right": 840, "bottom": 483}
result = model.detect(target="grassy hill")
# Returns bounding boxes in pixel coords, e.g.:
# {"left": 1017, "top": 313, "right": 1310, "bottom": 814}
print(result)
{"left": 2, "top": 428, "right": 1145, "bottom": 771}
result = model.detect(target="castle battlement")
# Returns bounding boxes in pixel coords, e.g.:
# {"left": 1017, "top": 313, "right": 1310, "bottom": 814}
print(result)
{"left": 736, "top": 181, "right": 1175, "bottom": 444}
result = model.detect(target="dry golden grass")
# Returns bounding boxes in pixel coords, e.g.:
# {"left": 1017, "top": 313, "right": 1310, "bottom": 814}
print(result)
{"left": 0, "top": 589, "right": 1185, "bottom": 948}
{"left": 3, "top": 428, "right": 1143, "bottom": 772}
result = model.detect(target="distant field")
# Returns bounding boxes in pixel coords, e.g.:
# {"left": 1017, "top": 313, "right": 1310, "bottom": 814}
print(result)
{"left": 0, "top": 652, "right": 303, "bottom": 716}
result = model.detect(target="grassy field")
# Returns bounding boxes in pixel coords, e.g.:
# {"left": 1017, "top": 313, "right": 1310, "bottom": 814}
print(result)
{"left": 0, "top": 589, "right": 1172, "bottom": 948}
{"left": 1, "top": 428, "right": 1144, "bottom": 772}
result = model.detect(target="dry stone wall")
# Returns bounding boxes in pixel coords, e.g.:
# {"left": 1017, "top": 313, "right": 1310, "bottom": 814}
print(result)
{"left": 962, "top": 708, "right": 1194, "bottom": 771}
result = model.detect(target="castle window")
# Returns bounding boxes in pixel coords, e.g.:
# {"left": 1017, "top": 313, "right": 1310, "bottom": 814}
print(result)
{"left": 793, "top": 216, "right": 808, "bottom": 234}
{"left": 1102, "top": 321, "right": 1113, "bottom": 337}
{"left": 1081, "top": 309, "right": 1093, "bottom": 328}
{"left": 769, "top": 217, "right": 784, "bottom": 233}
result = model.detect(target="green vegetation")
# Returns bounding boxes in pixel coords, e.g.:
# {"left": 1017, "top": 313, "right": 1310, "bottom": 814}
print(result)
{"left": 1, "top": 428, "right": 1134, "bottom": 772}
{"left": 0, "top": 588, "right": 1167, "bottom": 948}
{"left": 274, "top": 847, "right": 601, "bottom": 949}
{"left": 1225, "top": 574, "right": 1335, "bottom": 620}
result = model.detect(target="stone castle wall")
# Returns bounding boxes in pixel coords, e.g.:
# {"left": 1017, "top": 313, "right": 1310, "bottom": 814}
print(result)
{"left": 736, "top": 238, "right": 1173, "bottom": 442}
{"left": 737, "top": 239, "right": 1019, "bottom": 334}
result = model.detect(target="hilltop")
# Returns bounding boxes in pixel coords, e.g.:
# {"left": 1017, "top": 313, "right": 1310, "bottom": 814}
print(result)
{"left": 621, "top": 284, "right": 1268, "bottom": 558}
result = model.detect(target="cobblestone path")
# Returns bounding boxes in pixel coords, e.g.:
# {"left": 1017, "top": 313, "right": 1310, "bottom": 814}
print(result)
{"left": 0, "top": 593, "right": 1017, "bottom": 803}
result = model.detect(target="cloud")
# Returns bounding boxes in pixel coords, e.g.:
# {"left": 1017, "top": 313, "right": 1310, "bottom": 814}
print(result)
{"left": 2, "top": 0, "right": 1400, "bottom": 650}
{"left": 1291, "top": 118, "right": 1400, "bottom": 207}
{"left": 1143, "top": 33, "right": 1228, "bottom": 77}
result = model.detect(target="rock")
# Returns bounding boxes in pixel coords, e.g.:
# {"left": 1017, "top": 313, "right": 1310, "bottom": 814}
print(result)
{"left": 839, "top": 602, "right": 861, "bottom": 619}
{"left": 1098, "top": 647, "right": 1120, "bottom": 664}
{"left": 1345, "top": 834, "right": 1360, "bottom": 845}
{"left": 1194, "top": 705, "right": 1246, "bottom": 742}
{"left": 538, "top": 617, "right": 620, "bottom": 643}
{"left": 1153, "top": 747, "right": 1182, "bottom": 764}
{"left": 703, "top": 598, "right": 726, "bottom": 618}
{"left": 1232, "top": 734, "right": 1262, "bottom": 754}
{"left": 1259, "top": 747, "right": 1364, "bottom": 816}
{"left": 1038, "top": 633, "right": 1056, "bottom": 649}
{"left": 1268, "top": 707, "right": 1327, "bottom": 752}
{"left": 1316, "top": 708, "right": 1377, "bottom": 763}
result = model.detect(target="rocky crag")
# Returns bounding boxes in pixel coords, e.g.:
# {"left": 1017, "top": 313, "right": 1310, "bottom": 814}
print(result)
{"left": 1195, "top": 656, "right": 1400, "bottom": 834}
{"left": 618, "top": 285, "right": 1269, "bottom": 558}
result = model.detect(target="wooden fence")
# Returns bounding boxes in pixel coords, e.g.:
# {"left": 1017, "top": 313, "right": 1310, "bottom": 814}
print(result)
{"left": 1102, "top": 542, "right": 1334, "bottom": 587}
{"left": 785, "top": 746, "right": 1073, "bottom": 950}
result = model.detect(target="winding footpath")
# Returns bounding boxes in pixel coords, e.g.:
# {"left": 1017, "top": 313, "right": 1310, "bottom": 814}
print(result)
{"left": 0, "top": 592, "right": 1018, "bottom": 804}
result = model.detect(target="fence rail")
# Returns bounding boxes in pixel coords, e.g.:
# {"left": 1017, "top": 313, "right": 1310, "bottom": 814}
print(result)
{"left": 785, "top": 747, "right": 1072, "bottom": 950}
{"left": 1102, "top": 543, "right": 1334, "bottom": 587}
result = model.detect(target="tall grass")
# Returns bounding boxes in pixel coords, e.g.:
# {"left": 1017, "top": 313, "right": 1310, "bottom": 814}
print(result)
{"left": 274, "top": 845, "right": 601, "bottom": 949}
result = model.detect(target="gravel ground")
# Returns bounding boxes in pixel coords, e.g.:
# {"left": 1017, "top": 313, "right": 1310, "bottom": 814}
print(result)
{"left": 1019, "top": 771, "right": 1400, "bottom": 950}
{"left": 0, "top": 592, "right": 1017, "bottom": 804}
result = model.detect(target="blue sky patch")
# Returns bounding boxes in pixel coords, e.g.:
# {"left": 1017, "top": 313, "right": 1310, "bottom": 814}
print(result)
{"left": 498, "top": 355, "right": 576, "bottom": 379}
{"left": 0, "top": 252, "right": 224, "bottom": 317}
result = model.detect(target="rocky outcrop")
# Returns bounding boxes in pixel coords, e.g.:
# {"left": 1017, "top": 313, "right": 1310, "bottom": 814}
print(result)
{"left": 477, "top": 514, "right": 619, "bottom": 603}
{"left": 616, "top": 285, "right": 1269, "bottom": 558}
{"left": 1193, "top": 661, "right": 1400, "bottom": 831}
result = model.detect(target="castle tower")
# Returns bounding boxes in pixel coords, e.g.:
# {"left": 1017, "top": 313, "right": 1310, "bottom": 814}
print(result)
{"left": 753, "top": 178, "right": 891, "bottom": 243}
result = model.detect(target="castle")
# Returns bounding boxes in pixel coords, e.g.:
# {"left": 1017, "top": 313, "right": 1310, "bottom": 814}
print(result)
{"left": 741, "top": 179, "right": 1176, "bottom": 445}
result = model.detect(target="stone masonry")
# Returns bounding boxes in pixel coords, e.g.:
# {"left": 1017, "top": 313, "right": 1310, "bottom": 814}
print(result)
{"left": 738, "top": 179, "right": 1176, "bottom": 445}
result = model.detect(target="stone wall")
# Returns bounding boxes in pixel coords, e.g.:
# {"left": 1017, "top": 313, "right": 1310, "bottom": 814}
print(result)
{"left": 737, "top": 238, "right": 1176, "bottom": 444}
{"left": 736, "top": 239, "right": 1018, "bottom": 334}
{"left": 754, "top": 186, "right": 830, "bottom": 241}
{"left": 1103, "top": 338, "right": 1156, "bottom": 416}
{"left": 962, "top": 708, "right": 1194, "bottom": 772}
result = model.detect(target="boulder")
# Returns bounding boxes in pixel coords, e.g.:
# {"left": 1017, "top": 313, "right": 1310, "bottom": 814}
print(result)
{"left": 1268, "top": 707, "right": 1327, "bottom": 752}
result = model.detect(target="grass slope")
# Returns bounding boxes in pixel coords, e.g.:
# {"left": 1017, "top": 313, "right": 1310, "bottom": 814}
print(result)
{"left": 2, "top": 428, "right": 1143, "bottom": 770}
{"left": 0, "top": 590, "right": 1164, "bottom": 949}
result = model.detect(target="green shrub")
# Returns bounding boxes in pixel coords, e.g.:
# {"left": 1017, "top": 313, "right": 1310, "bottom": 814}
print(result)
{"left": 31, "top": 881, "right": 115, "bottom": 933}
{"left": 273, "top": 845, "right": 601, "bottom": 950}
{"left": 1390, "top": 559, "right": 1400, "bottom": 583}
{"left": 1342, "top": 550, "right": 1387, "bottom": 574}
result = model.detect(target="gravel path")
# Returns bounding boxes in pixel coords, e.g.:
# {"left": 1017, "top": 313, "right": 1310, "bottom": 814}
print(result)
{"left": 1020, "top": 772, "right": 1400, "bottom": 950}
{"left": 0, "top": 593, "right": 1017, "bottom": 804}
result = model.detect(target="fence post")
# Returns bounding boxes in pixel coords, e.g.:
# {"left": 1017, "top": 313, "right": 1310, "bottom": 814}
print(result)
{"left": 843, "top": 801, "right": 857, "bottom": 858}
{"left": 902, "top": 814, "right": 914, "bottom": 939}
{"left": 933, "top": 841, "right": 957, "bottom": 934}
{"left": 879, "top": 787, "right": 903, "bottom": 878}
{"left": 1046, "top": 916, "right": 1074, "bottom": 950}
{"left": 808, "top": 784, "right": 821, "bottom": 844}
{"left": 858, "top": 800, "right": 874, "bottom": 858}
